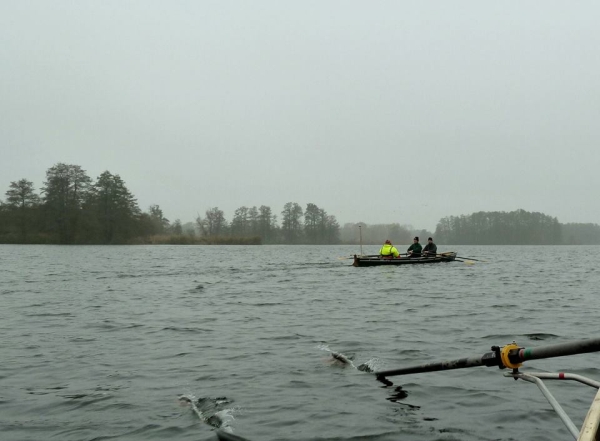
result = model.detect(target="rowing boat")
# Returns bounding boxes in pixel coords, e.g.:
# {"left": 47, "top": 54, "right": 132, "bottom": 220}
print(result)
{"left": 352, "top": 252, "right": 457, "bottom": 267}
{"left": 375, "top": 337, "right": 600, "bottom": 441}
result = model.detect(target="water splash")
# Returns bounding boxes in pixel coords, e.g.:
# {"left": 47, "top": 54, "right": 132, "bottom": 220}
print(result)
{"left": 318, "top": 344, "right": 377, "bottom": 372}
{"left": 212, "top": 409, "right": 235, "bottom": 433}
{"left": 179, "top": 394, "right": 237, "bottom": 433}
{"left": 357, "top": 357, "right": 380, "bottom": 373}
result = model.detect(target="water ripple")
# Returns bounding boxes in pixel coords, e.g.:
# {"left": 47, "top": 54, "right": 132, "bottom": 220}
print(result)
{"left": 0, "top": 244, "right": 598, "bottom": 441}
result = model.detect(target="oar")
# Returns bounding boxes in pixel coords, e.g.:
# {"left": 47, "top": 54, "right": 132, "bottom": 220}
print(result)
{"left": 338, "top": 254, "right": 379, "bottom": 260}
{"left": 374, "top": 337, "right": 600, "bottom": 385}
{"left": 455, "top": 256, "right": 485, "bottom": 262}
{"left": 433, "top": 253, "right": 485, "bottom": 262}
{"left": 377, "top": 252, "right": 410, "bottom": 258}
{"left": 216, "top": 430, "right": 252, "bottom": 441}
{"left": 430, "top": 253, "right": 475, "bottom": 264}
{"left": 339, "top": 253, "right": 410, "bottom": 260}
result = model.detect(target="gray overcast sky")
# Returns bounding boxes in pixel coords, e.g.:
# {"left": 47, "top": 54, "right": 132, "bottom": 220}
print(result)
{"left": 1, "top": 1, "right": 599, "bottom": 231}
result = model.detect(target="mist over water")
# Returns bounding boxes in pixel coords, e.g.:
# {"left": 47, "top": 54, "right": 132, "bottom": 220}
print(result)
{"left": 1, "top": 245, "right": 599, "bottom": 441}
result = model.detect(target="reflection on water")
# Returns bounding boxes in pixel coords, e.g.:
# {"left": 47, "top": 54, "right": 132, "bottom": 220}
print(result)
{"left": 1, "top": 244, "right": 599, "bottom": 441}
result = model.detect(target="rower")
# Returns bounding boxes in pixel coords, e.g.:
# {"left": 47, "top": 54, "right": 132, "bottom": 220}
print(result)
{"left": 407, "top": 236, "right": 422, "bottom": 257}
{"left": 379, "top": 239, "right": 399, "bottom": 259}
{"left": 422, "top": 237, "right": 437, "bottom": 257}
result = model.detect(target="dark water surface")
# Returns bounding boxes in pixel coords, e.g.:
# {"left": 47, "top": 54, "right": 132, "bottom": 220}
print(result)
{"left": 1, "top": 245, "right": 599, "bottom": 441}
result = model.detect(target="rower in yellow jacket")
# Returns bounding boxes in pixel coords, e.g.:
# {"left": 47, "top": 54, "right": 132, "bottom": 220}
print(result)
{"left": 379, "top": 239, "right": 400, "bottom": 258}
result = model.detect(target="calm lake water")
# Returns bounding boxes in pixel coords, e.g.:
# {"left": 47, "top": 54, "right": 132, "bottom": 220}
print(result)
{"left": 1, "top": 245, "right": 599, "bottom": 441}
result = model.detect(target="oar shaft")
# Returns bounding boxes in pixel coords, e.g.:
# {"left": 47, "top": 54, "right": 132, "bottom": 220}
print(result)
{"left": 376, "top": 352, "right": 498, "bottom": 378}
{"left": 433, "top": 254, "right": 482, "bottom": 261}
{"left": 375, "top": 337, "right": 600, "bottom": 380}
{"left": 508, "top": 337, "right": 600, "bottom": 364}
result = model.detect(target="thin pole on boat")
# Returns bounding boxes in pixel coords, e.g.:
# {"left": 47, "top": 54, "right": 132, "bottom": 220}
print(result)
{"left": 359, "top": 225, "right": 363, "bottom": 256}
{"left": 375, "top": 337, "right": 600, "bottom": 383}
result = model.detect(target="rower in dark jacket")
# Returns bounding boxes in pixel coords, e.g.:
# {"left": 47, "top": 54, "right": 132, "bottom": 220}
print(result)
{"left": 422, "top": 237, "right": 437, "bottom": 257}
{"left": 407, "top": 237, "right": 422, "bottom": 257}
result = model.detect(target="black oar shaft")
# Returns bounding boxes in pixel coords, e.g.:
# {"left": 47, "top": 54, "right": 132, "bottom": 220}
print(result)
{"left": 508, "top": 337, "right": 600, "bottom": 364}
{"left": 375, "top": 353, "right": 496, "bottom": 378}
{"left": 376, "top": 337, "right": 600, "bottom": 380}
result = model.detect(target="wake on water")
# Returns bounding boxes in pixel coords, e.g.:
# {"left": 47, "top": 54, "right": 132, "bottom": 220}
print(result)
{"left": 178, "top": 394, "right": 236, "bottom": 433}
{"left": 180, "top": 345, "right": 383, "bottom": 440}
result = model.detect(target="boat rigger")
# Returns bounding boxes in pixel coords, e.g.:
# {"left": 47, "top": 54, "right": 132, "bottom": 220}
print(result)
{"left": 374, "top": 337, "right": 600, "bottom": 441}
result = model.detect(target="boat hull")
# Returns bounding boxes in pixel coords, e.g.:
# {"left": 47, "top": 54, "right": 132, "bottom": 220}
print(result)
{"left": 352, "top": 252, "right": 457, "bottom": 267}
{"left": 579, "top": 387, "right": 600, "bottom": 441}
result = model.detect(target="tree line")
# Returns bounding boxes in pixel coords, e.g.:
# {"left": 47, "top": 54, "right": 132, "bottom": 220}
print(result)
{"left": 433, "top": 209, "right": 600, "bottom": 245}
{"left": 194, "top": 202, "right": 340, "bottom": 244}
{"left": 338, "top": 210, "right": 600, "bottom": 246}
{"left": 1, "top": 164, "right": 599, "bottom": 245}
{"left": 0, "top": 163, "right": 342, "bottom": 244}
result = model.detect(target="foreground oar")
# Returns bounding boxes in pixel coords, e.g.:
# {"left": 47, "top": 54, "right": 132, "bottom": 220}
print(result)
{"left": 375, "top": 337, "right": 600, "bottom": 385}
{"left": 216, "top": 431, "right": 251, "bottom": 441}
